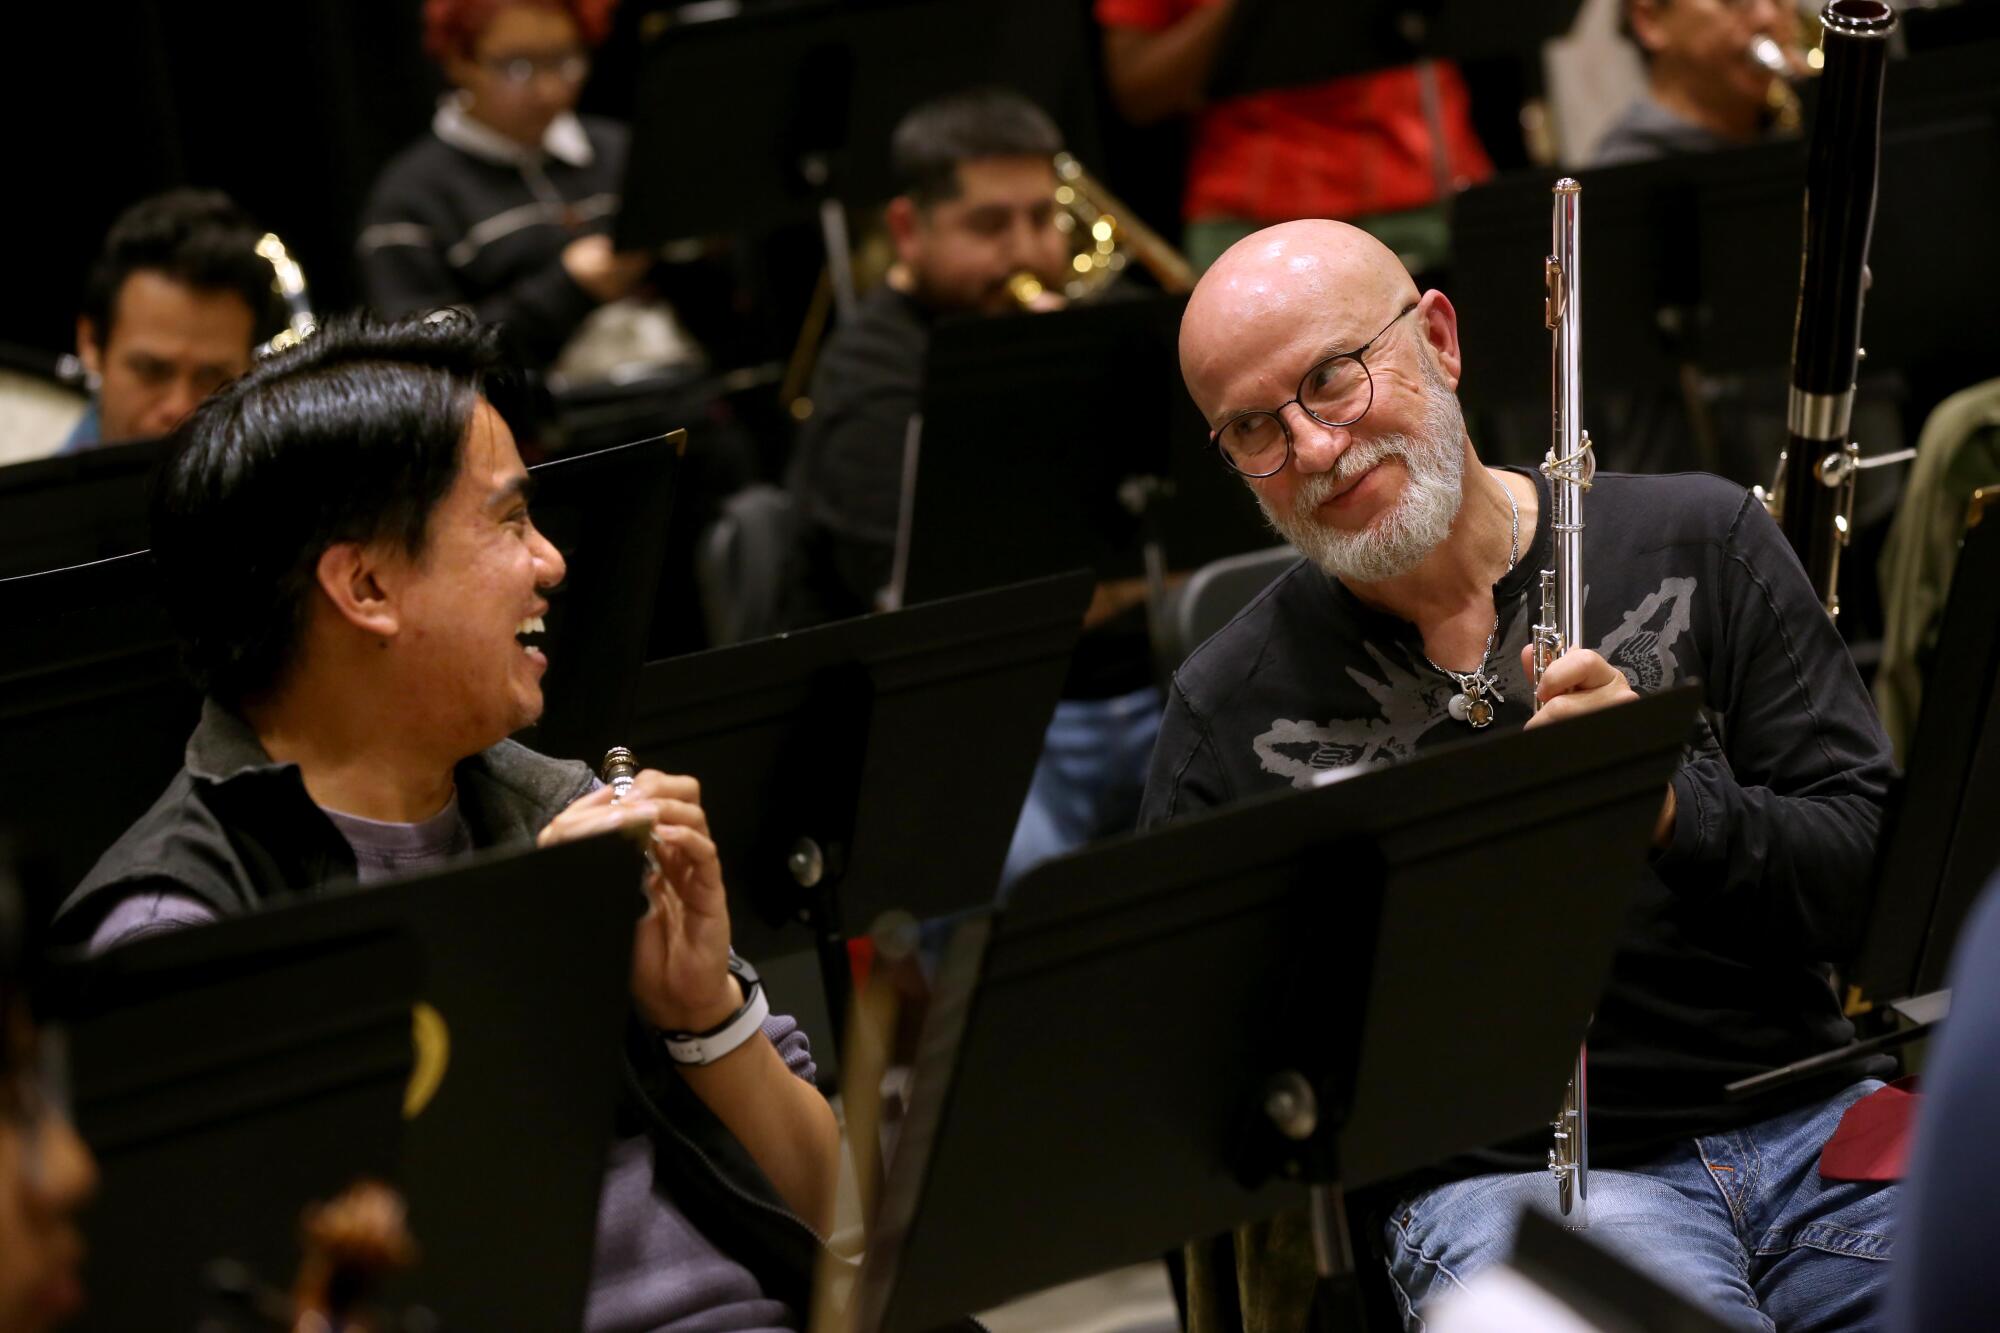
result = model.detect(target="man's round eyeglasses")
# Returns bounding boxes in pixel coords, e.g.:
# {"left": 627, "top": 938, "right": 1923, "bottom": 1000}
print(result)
{"left": 484, "top": 52, "right": 590, "bottom": 85}
{"left": 1210, "top": 301, "right": 1420, "bottom": 478}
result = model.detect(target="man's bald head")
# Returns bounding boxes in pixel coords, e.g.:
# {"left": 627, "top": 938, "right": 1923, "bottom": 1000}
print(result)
{"left": 1175, "top": 220, "right": 1478, "bottom": 586}
{"left": 1179, "top": 220, "right": 1420, "bottom": 421}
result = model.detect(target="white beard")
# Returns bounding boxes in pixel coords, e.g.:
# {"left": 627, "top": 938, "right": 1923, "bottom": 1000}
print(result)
{"left": 1256, "top": 351, "right": 1467, "bottom": 584}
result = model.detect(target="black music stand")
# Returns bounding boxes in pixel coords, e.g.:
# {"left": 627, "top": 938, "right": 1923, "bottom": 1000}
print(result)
{"left": 0, "top": 552, "right": 189, "bottom": 922}
{"left": 1208, "top": 0, "right": 1581, "bottom": 99}
{"left": 612, "top": 571, "right": 1093, "bottom": 1045}
{"left": 616, "top": 0, "right": 1102, "bottom": 250}
{"left": 50, "top": 834, "right": 639, "bottom": 1333}
{"left": 521, "top": 428, "right": 685, "bottom": 759}
{"left": 853, "top": 686, "right": 1699, "bottom": 1333}
{"left": 898, "top": 296, "right": 1269, "bottom": 608}
{"left": 0, "top": 436, "right": 162, "bottom": 578}
{"left": 0, "top": 433, "right": 682, "bottom": 922}
{"left": 1729, "top": 489, "right": 2000, "bottom": 1100}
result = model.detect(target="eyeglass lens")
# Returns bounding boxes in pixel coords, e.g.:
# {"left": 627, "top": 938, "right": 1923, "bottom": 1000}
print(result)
{"left": 492, "top": 53, "right": 589, "bottom": 84}
{"left": 1216, "top": 355, "right": 1373, "bottom": 475}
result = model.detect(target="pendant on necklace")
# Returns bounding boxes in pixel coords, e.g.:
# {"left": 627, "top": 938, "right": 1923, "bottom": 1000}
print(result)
{"left": 1444, "top": 671, "right": 1502, "bottom": 728}
{"left": 1446, "top": 689, "right": 1493, "bottom": 727}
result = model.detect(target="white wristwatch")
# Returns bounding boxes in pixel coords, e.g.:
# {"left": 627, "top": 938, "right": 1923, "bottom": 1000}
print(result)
{"left": 660, "top": 955, "right": 768, "bottom": 1066}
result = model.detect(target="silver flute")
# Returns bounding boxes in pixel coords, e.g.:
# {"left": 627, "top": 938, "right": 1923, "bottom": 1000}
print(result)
{"left": 1535, "top": 177, "right": 1596, "bottom": 1229}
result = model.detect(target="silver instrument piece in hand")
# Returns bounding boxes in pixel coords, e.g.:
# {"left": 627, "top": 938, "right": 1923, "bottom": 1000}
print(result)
{"left": 600, "top": 746, "right": 665, "bottom": 878}
{"left": 1538, "top": 177, "right": 1595, "bottom": 1231}
{"left": 602, "top": 746, "right": 638, "bottom": 802}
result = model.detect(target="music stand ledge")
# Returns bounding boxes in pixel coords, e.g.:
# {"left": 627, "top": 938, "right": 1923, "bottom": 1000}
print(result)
{"left": 854, "top": 686, "right": 1699, "bottom": 1333}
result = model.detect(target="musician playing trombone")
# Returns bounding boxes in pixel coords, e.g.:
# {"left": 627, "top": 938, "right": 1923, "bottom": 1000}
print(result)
{"left": 1151, "top": 221, "right": 1897, "bottom": 1331}
{"left": 786, "top": 89, "right": 1163, "bottom": 887}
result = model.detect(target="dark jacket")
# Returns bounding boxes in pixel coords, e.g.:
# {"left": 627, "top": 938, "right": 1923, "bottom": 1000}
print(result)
{"left": 357, "top": 105, "right": 628, "bottom": 369}
{"left": 54, "top": 700, "right": 833, "bottom": 1319}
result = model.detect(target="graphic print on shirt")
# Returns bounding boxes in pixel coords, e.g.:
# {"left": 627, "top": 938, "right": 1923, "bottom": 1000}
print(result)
{"left": 1250, "top": 576, "right": 1698, "bottom": 788}
{"left": 1250, "top": 642, "right": 1451, "bottom": 785}
{"left": 1597, "top": 577, "right": 1695, "bottom": 693}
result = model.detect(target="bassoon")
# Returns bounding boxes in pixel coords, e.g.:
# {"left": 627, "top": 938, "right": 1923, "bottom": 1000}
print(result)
{"left": 1774, "top": 0, "right": 1899, "bottom": 616}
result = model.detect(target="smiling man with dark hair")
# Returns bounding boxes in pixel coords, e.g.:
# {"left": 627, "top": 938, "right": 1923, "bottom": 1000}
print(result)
{"left": 54, "top": 313, "right": 841, "bottom": 1332}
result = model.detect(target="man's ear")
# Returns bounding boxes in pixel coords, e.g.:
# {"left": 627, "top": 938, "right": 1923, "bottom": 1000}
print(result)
{"left": 75, "top": 315, "right": 103, "bottom": 380}
{"left": 1626, "top": 0, "right": 1670, "bottom": 57}
{"left": 1414, "top": 289, "right": 1465, "bottom": 391}
{"left": 315, "top": 541, "right": 401, "bottom": 640}
{"left": 885, "top": 195, "right": 924, "bottom": 269}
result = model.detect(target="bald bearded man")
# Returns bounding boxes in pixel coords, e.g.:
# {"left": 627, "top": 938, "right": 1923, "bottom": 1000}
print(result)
{"left": 1146, "top": 222, "right": 1899, "bottom": 1331}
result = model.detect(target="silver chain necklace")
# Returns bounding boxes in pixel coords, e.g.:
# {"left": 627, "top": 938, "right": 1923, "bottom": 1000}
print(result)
{"left": 1423, "top": 482, "right": 1521, "bottom": 729}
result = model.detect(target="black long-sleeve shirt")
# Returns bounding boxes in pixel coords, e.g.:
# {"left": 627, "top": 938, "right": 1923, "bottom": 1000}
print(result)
{"left": 1141, "top": 467, "right": 1896, "bottom": 1162}
{"left": 357, "top": 103, "right": 627, "bottom": 369}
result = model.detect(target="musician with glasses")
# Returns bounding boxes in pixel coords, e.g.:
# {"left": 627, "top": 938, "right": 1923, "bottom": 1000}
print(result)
{"left": 1594, "top": 0, "right": 1805, "bottom": 165}
{"left": 1153, "top": 220, "right": 1898, "bottom": 1330}
{"left": 358, "top": 0, "right": 670, "bottom": 371}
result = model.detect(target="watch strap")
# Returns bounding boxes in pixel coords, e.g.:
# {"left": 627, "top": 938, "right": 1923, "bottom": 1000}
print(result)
{"left": 661, "top": 959, "right": 768, "bottom": 1066}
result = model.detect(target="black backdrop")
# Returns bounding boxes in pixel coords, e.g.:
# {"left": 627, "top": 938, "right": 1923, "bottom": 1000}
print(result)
{"left": 8, "top": 2, "right": 440, "bottom": 354}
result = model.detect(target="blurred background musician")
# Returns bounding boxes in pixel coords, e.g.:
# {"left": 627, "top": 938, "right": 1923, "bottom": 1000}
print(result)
{"left": 48, "top": 315, "right": 840, "bottom": 1333}
{"left": 1593, "top": 0, "right": 1805, "bottom": 165}
{"left": 785, "top": 87, "right": 1164, "bottom": 886}
{"left": 62, "top": 189, "right": 270, "bottom": 453}
{"left": 356, "top": 0, "right": 697, "bottom": 379}
{"left": 1095, "top": 0, "right": 1494, "bottom": 273}
{"left": 0, "top": 872, "right": 96, "bottom": 1333}
{"left": 1157, "top": 220, "right": 1898, "bottom": 1330}
{"left": 786, "top": 87, "right": 1072, "bottom": 629}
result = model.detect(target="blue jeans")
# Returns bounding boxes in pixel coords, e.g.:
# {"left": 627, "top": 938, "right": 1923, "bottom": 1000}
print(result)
{"left": 999, "top": 685, "right": 1163, "bottom": 893}
{"left": 1385, "top": 1080, "right": 1897, "bottom": 1332}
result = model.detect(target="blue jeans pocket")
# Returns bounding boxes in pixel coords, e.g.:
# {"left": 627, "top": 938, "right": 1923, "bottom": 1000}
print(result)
{"left": 1756, "top": 1219, "right": 1893, "bottom": 1261}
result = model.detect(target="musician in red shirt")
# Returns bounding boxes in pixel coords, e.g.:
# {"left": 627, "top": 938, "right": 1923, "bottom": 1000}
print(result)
{"left": 1098, "top": 0, "right": 1493, "bottom": 272}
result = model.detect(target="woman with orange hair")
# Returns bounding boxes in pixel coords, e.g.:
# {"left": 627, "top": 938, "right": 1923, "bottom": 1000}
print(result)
{"left": 358, "top": 0, "right": 679, "bottom": 372}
